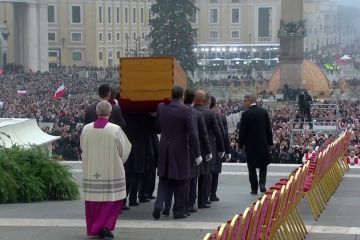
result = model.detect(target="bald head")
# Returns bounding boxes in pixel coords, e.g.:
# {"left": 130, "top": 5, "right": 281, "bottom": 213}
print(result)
{"left": 194, "top": 90, "right": 206, "bottom": 105}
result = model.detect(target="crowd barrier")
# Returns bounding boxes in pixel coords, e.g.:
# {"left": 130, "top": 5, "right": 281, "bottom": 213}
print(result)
{"left": 202, "top": 130, "right": 351, "bottom": 240}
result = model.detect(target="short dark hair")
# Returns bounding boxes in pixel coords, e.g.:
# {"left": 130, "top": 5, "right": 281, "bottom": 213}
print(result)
{"left": 172, "top": 86, "right": 184, "bottom": 100}
{"left": 184, "top": 89, "right": 195, "bottom": 104}
{"left": 210, "top": 96, "right": 216, "bottom": 109}
{"left": 98, "top": 84, "right": 111, "bottom": 98}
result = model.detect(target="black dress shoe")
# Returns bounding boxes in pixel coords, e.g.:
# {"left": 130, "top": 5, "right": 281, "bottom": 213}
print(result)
{"left": 139, "top": 198, "right": 150, "bottom": 203}
{"left": 185, "top": 212, "right": 191, "bottom": 216}
{"left": 260, "top": 185, "right": 267, "bottom": 193}
{"left": 198, "top": 205, "right": 211, "bottom": 209}
{"left": 188, "top": 208, "right": 197, "bottom": 213}
{"left": 99, "top": 228, "right": 114, "bottom": 239}
{"left": 206, "top": 201, "right": 212, "bottom": 204}
{"left": 162, "top": 209, "right": 170, "bottom": 216}
{"left": 122, "top": 206, "right": 130, "bottom": 211}
{"left": 250, "top": 191, "right": 258, "bottom": 195}
{"left": 174, "top": 214, "right": 187, "bottom": 219}
{"left": 129, "top": 202, "right": 139, "bottom": 206}
{"left": 210, "top": 196, "right": 220, "bottom": 201}
{"left": 152, "top": 208, "right": 161, "bottom": 220}
{"left": 147, "top": 195, "right": 156, "bottom": 200}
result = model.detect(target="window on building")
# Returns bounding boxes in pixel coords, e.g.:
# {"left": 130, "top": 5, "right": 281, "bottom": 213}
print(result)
{"left": 232, "top": 8, "right": 240, "bottom": 23}
{"left": 141, "top": 8, "right": 144, "bottom": 23}
{"left": 109, "top": 50, "right": 113, "bottom": 58}
{"left": 48, "top": 6, "right": 55, "bottom": 23}
{"left": 133, "top": 8, "right": 136, "bottom": 23}
{"left": 232, "top": 0, "right": 240, "bottom": 3}
{"left": 99, "top": 32, "right": 103, "bottom": 42}
{"left": 125, "top": 8, "right": 128, "bottom": 23}
{"left": 209, "top": 31, "right": 218, "bottom": 39}
{"left": 209, "top": 9, "right": 218, "bottom": 24}
{"left": 73, "top": 52, "right": 81, "bottom": 61}
{"left": 98, "top": 6, "right": 103, "bottom": 24}
{"left": 116, "top": 7, "right": 120, "bottom": 23}
{"left": 71, "top": 6, "right": 81, "bottom": 24}
{"left": 133, "top": 32, "right": 136, "bottom": 40}
{"left": 231, "top": 31, "right": 240, "bottom": 39}
{"left": 116, "top": 32, "right": 120, "bottom": 41}
{"left": 258, "top": 7, "right": 272, "bottom": 38}
{"left": 108, "top": 32, "right": 112, "bottom": 42}
{"left": 210, "top": 0, "right": 218, "bottom": 3}
{"left": 117, "top": 51, "right": 121, "bottom": 59}
{"left": 125, "top": 32, "right": 129, "bottom": 40}
{"left": 71, "top": 32, "right": 82, "bottom": 42}
{"left": 99, "top": 51, "right": 103, "bottom": 60}
{"left": 142, "top": 32, "right": 145, "bottom": 39}
{"left": 48, "top": 32, "right": 56, "bottom": 41}
{"left": 108, "top": 6, "right": 111, "bottom": 24}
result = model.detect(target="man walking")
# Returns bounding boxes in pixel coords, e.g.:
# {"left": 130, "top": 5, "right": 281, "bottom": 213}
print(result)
{"left": 238, "top": 95, "right": 273, "bottom": 195}
{"left": 153, "top": 86, "right": 201, "bottom": 219}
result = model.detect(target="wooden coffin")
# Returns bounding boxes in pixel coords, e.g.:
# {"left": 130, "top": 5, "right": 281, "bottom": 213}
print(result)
{"left": 119, "top": 57, "right": 187, "bottom": 112}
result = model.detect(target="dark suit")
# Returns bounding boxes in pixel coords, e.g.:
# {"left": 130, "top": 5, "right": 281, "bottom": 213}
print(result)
{"left": 210, "top": 112, "right": 230, "bottom": 199}
{"left": 123, "top": 113, "right": 156, "bottom": 204}
{"left": 238, "top": 105, "right": 273, "bottom": 192}
{"left": 84, "top": 100, "right": 126, "bottom": 129}
{"left": 188, "top": 107, "right": 211, "bottom": 209}
{"left": 194, "top": 105, "right": 224, "bottom": 207}
{"left": 154, "top": 100, "right": 200, "bottom": 216}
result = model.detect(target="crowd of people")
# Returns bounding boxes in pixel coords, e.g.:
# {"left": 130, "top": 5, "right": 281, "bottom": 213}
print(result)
{"left": 1, "top": 66, "right": 359, "bottom": 165}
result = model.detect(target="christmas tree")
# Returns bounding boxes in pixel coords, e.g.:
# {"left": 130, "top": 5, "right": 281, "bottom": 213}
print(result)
{"left": 148, "top": 0, "right": 198, "bottom": 74}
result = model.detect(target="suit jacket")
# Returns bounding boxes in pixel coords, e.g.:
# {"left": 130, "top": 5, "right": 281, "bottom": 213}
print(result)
{"left": 157, "top": 100, "right": 200, "bottom": 180}
{"left": 123, "top": 113, "right": 157, "bottom": 173}
{"left": 221, "top": 114, "right": 231, "bottom": 155}
{"left": 187, "top": 105, "right": 211, "bottom": 178}
{"left": 194, "top": 105, "right": 224, "bottom": 175}
{"left": 238, "top": 105, "right": 273, "bottom": 168}
{"left": 84, "top": 100, "right": 126, "bottom": 129}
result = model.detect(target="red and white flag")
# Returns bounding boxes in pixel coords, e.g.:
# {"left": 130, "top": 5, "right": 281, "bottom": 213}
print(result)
{"left": 53, "top": 84, "right": 65, "bottom": 100}
{"left": 0, "top": 68, "right": 3, "bottom": 76}
{"left": 17, "top": 90, "right": 27, "bottom": 95}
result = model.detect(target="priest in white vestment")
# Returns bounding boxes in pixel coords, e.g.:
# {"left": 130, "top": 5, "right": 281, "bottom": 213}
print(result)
{"left": 81, "top": 100, "right": 131, "bottom": 239}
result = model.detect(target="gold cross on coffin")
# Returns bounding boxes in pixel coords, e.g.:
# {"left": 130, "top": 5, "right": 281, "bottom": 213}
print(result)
{"left": 93, "top": 172, "right": 101, "bottom": 179}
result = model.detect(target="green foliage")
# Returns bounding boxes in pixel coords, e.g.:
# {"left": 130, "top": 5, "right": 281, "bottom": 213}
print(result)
{"left": 148, "top": 0, "right": 198, "bottom": 74}
{"left": 0, "top": 146, "right": 79, "bottom": 203}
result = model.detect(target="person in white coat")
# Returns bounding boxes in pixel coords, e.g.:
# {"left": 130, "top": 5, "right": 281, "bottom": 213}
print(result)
{"left": 81, "top": 100, "right": 132, "bottom": 239}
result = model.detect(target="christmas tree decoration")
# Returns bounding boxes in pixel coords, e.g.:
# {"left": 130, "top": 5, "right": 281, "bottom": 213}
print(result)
{"left": 148, "top": 0, "right": 198, "bottom": 74}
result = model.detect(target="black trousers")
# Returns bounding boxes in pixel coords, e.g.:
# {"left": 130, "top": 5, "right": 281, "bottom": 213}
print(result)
{"left": 198, "top": 174, "right": 211, "bottom": 207}
{"left": 140, "top": 169, "right": 156, "bottom": 199}
{"left": 247, "top": 163, "right": 267, "bottom": 192}
{"left": 164, "top": 180, "right": 190, "bottom": 212}
{"left": 188, "top": 178, "right": 197, "bottom": 209}
{"left": 154, "top": 177, "right": 186, "bottom": 216}
{"left": 129, "top": 172, "right": 142, "bottom": 203}
{"left": 210, "top": 173, "right": 219, "bottom": 198}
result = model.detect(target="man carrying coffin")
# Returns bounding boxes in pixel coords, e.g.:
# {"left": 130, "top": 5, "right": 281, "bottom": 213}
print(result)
{"left": 209, "top": 96, "right": 231, "bottom": 202}
{"left": 194, "top": 91, "right": 224, "bottom": 208}
{"left": 153, "top": 86, "right": 202, "bottom": 219}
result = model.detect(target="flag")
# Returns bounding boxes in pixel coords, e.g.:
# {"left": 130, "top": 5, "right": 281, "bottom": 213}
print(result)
{"left": 0, "top": 69, "right": 3, "bottom": 76}
{"left": 53, "top": 84, "right": 65, "bottom": 100}
{"left": 16, "top": 90, "right": 27, "bottom": 95}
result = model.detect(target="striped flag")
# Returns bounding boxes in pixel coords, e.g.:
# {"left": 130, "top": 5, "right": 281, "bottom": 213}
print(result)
{"left": 53, "top": 84, "right": 65, "bottom": 100}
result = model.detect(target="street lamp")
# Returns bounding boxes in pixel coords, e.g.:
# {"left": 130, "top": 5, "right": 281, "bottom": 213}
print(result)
{"left": 1, "top": 20, "right": 9, "bottom": 41}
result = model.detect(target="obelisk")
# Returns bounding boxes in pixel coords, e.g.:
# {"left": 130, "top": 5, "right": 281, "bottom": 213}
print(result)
{"left": 279, "top": 0, "right": 305, "bottom": 89}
